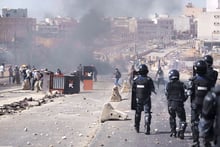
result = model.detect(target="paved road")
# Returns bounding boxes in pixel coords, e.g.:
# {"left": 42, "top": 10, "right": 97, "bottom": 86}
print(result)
{"left": 0, "top": 75, "right": 196, "bottom": 147}
{"left": 89, "top": 84, "right": 194, "bottom": 147}
{"left": 0, "top": 78, "right": 115, "bottom": 147}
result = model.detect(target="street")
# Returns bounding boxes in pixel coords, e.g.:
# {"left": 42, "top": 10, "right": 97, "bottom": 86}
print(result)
{"left": 89, "top": 83, "right": 193, "bottom": 147}
{"left": 0, "top": 76, "right": 195, "bottom": 147}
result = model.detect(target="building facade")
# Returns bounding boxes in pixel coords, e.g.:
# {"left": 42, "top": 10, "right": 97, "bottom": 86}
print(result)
{"left": 2, "top": 8, "right": 28, "bottom": 18}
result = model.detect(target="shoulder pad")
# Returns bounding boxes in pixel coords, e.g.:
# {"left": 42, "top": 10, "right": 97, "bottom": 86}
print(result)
{"left": 202, "top": 91, "right": 216, "bottom": 116}
{"left": 213, "top": 85, "right": 220, "bottom": 95}
{"left": 134, "top": 76, "right": 138, "bottom": 80}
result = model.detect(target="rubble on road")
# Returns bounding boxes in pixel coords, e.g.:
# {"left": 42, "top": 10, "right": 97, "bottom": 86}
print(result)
{"left": 100, "top": 103, "right": 128, "bottom": 123}
{"left": 0, "top": 91, "right": 64, "bottom": 116}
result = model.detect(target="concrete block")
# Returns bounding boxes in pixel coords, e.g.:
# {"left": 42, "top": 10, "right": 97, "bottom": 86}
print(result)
{"left": 100, "top": 103, "right": 128, "bottom": 123}
{"left": 110, "top": 86, "right": 122, "bottom": 102}
{"left": 120, "top": 80, "right": 131, "bottom": 93}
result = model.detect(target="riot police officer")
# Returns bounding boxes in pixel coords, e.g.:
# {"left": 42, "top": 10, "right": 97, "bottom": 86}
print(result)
{"left": 165, "top": 69, "right": 187, "bottom": 139}
{"left": 132, "top": 64, "right": 155, "bottom": 135}
{"left": 203, "top": 55, "right": 218, "bottom": 88}
{"left": 188, "top": 60, "right": 212, "bottom": 147}
{"left": 199, "top": 85, "right": 220, "bottom": 147}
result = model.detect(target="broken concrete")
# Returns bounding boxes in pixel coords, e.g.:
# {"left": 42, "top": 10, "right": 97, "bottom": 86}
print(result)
{"left": 120, "top": 80, "right": 130, "bottom": 93}
{"left": 100, "top": 103, "right": 128, "bottom": 123}
{"left": 110, "top": 86, "right": 122, "bottom": 102}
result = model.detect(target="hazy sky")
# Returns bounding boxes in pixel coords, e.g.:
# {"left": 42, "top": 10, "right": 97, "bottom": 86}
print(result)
{"left": 0, "top": 0, "right": 206, "bottom": 19}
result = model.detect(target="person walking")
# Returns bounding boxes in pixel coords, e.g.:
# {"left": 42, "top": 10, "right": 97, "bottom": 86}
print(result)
{"left": 8, "top": 65, "right": 13, "bottom": 84}
{"left": 155, "top": 66, "right": 164, "bottom": 88}
{"left": 131, "top": 64, "right": 156, "bottom": 135}
{"left": 0, "top": 63, "right": 5, "bottom": 78}
{"left": 165, "top": 69, "right": 187, "bottom": 139}
{"left": 114, "top": 68, "right": 121, "bottom": 87}
{"left": 188, "top": 60, "right": 212, "bottom": 147}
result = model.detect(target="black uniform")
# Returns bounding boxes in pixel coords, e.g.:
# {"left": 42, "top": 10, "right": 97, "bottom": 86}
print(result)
{"left": 199, "top": 85, "right": 220, "bottom": 147}
{"left": 188, "top": 60, "right": 212, "bottom": 147}
{"left": 132, "top": 64, "right": 155, "bottom": 135}
{"left": 165, "top": 78, "right": 187, "bottom": 139}
{"left": 203, "top": 55, "right": 218, "bottom": 88}
{"left": 206, "top": 66, "right": 218, "bottom": 88}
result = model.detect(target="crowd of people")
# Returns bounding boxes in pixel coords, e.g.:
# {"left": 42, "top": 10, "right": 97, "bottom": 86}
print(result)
{"left": 131, "top": 54, "right": 219, "bottom": 147}
{"left": 6, "top": 64, "right": 49, "bottom": 92}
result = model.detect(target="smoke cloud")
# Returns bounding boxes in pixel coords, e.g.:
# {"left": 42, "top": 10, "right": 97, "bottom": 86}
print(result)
{"left": 1, "top": 0, "right": 186, "bottom": 19}
{"left": 1, "top": 0, "right": 188, "bottom": 74}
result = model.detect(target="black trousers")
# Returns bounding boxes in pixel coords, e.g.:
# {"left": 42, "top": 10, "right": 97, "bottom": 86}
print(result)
{"left": 135, "top": 99, "right": 152, "bottom": 128}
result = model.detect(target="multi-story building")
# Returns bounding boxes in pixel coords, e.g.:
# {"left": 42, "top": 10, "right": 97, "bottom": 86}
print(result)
{"left": 207, "top": 0, "right": 220, "bottom": 12}
{"left": 0, "top": 13, "right": 36, "bottom": 43}
{"left": 110, "top": 17, "right": 136, "bottom": 43}
{"left": 198, "top": 12, "right": 220, "bottom": 47}
{"left": 136, "top": 15, "right": 174, "bottom": 44}
{"left": 0, "top": 8, "right": 36, "bottom": 64}
{"left": 155, "top": 16, "right": 174, "bottom": 42}
{"left": 172, "top": 15, "right": 197, "bottom": 39}
{"left": 136, "top": 18, "right": 157, "bottom": 41}
{"left": 197, "top": 0, "right": 220, "bottom": 48}
{"left": 183, "top": 2, "right": 205, "bottom": 18}
{"left": 2, "top": 8, "right": 28, "bottom": 18}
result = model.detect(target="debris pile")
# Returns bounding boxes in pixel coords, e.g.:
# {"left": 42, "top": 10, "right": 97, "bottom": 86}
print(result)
{"left": 0, "top": 91, "right": 64, "bottom": 116}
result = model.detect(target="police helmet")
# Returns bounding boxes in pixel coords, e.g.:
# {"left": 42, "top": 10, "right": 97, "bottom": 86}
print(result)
{"left": 168, "top": 69, "right": 179, "bottom": 80}
{"left": 194, "top": 60, "right": 207, "bottom": 75}
{"left": 138, "top": 64, "right": 149, "bottom": 75}
{"left": 203, "top": 55, "right": 213, "bottom": 67}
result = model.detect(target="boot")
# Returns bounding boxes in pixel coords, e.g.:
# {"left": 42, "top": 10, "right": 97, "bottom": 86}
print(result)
{"left": 178, "top": 130, "right": 184, "bottom": 139}
{"left": 191, "top": 141, "right": 200, "bottom": 147}
{"left": 135, "top": 126, "right": 139, "bottom": 133}
{"left": 134, "top": 124, "right": 139, "bottom": 133}
{"left": 203, "top": 140, "right": 211, "bottom": 147}
{"left": 170, "top": 130, "right": 177, "bottom": 137}
{"left": 144, "top": 125, "right": 150, "bottom": 135}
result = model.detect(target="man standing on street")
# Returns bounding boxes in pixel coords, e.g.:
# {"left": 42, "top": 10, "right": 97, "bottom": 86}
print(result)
{"left": 199, "top": 85, "right": 220, "bottom": 147}
{"left": 114, "top": 68, "right": 121, "bottom": 87}
{"left": 165, "top": 69, "right": 187, "bottom": 139}
{"left": 188, "top": 60, "right": 212, "bottom": 147}
{"left": 132, "top": 64, "right": 155, "bottom": 135}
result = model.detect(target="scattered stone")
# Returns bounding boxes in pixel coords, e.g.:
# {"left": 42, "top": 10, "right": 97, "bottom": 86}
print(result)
{"left": 79, "top": 133, "right": 83, "bottom": 137}
{"left": 24, "top": 127, "right": 28, "bottom": 132}
{"left": 62, "top": 136, "right": 67, "bottom": 140}
{"left": 26, "top": 141, "right": 31, "bottom": 145}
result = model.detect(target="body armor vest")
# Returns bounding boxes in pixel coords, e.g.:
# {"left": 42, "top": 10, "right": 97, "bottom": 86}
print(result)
{"left": 135, "top": 76, "right": 152, "bottom": 100}
{"left": 166, "top": 80, "right": 185, "bottom": 102}
{"left": 193, "top": 76, "right": 210, "bottom": 105}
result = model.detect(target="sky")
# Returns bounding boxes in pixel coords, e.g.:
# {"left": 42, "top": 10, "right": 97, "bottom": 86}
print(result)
{"left": 0, "top": 0, "right": 206, "bottom": 20}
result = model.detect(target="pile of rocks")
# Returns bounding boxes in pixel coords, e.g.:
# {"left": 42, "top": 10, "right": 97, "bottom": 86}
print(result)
{"left": 0, "top": 91, "right": 64, "bottom": 116}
